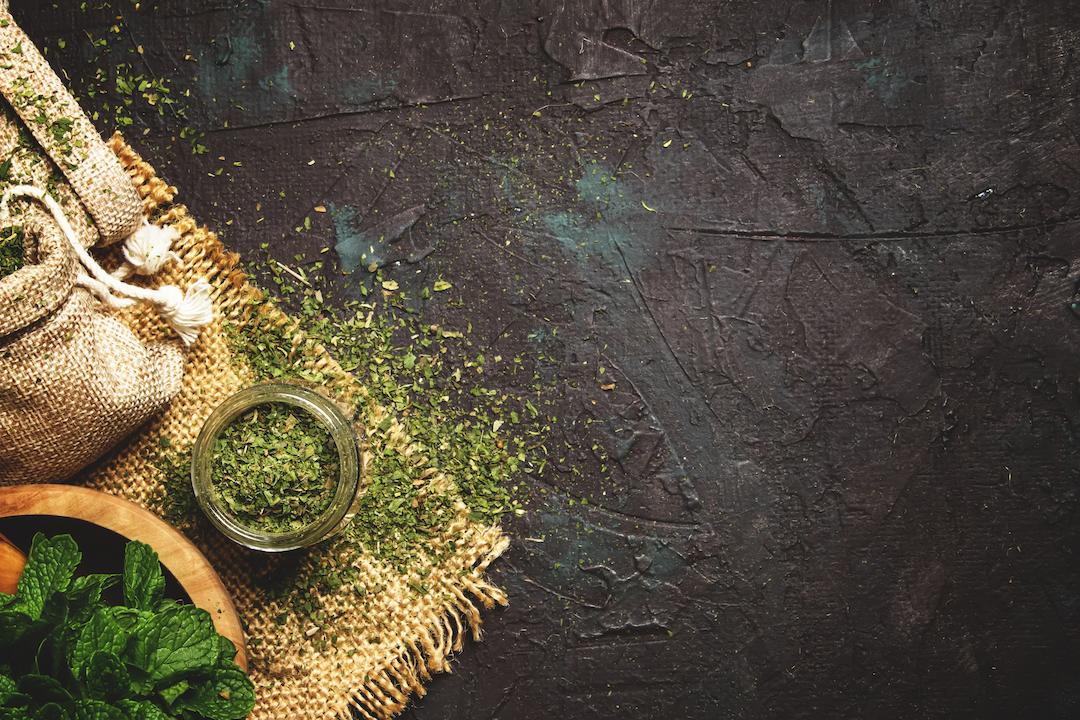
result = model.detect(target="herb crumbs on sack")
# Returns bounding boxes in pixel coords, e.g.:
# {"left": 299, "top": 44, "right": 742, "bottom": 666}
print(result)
{"left": 0, "top": 225, "right": 23, "bottom": 278}
{"left": 211, "top": 402, "right": 339, "bottom": 533}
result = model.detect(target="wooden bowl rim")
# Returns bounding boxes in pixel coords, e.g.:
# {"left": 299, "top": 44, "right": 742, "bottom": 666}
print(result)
{"left": 0, "top": 484, "right": 247, "bottom": 670}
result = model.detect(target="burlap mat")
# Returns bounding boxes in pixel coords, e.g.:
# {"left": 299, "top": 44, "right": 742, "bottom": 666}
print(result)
{"left": 82, "top": 135, "right": 510, "bottom": 720}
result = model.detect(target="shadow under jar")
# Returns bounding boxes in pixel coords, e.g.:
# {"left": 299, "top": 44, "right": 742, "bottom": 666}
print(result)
{"left": 191, "top": 383, "right": 362, "bottom": 552}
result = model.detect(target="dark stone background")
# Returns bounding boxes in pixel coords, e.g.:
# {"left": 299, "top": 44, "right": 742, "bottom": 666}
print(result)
{"left": 15, "top": 0, "right": 1080, "bottom": 717}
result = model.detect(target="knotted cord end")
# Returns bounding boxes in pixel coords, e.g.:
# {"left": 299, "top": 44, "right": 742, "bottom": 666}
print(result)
{"left": 154, "top": 280, "right": 214, "bottom": 347}
{"left": 120, "top": 221, "right": 180, "bottom": 277}
{"left": 2, "top": 185, "right": 214, "bottom": 347}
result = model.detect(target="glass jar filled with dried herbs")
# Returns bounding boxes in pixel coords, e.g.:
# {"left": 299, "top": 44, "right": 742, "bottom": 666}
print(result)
{"left": 192, "top": 383, "right": 362, "bottom": 551}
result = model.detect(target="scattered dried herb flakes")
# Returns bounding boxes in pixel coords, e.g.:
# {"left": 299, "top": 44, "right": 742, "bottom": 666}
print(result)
{"left": 237, "top": 286, "right": 531, "bottom": 548}
{"left": 137, "top": 219, "right": 556, "bottom": 653}
{"left": 210, "top": 402, "right": 339, "bottom": 534}
{"left": 150, "top": 439, "right": 197, "bottom": 526}
{"left": 0, "top": 225, "right": 22, "bottom": 278}
{"left": 142, "top": 268, "right": 542, "bottom": 641}
{"left": 53, "top": 3, "right": 210, "bottom": 156}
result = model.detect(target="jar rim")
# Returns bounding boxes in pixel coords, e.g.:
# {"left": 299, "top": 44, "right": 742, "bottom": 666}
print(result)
{"left": 191, "top": 383, "right": 361, "bottom": 552}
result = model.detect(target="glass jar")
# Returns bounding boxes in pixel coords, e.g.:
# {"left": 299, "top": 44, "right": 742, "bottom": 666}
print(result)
{"left": 191, "top": 383, "right": 362, "bottom": 552}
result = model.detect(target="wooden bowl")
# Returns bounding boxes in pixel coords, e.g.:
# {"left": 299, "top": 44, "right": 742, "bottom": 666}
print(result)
{"left": 0, "top": 485, "right": 247, "bottom": 669}
{"left": 0, "top": 531, "right": 24, "bottom": 594}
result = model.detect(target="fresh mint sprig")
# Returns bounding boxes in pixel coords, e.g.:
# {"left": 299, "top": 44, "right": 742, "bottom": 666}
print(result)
{"left": 0, "top": 534, "right": 255, "bottom": 720}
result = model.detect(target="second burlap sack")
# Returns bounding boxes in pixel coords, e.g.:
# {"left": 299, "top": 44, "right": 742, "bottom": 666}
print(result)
{"left": 0, "top": 5, "right": 211, "bottom": 483}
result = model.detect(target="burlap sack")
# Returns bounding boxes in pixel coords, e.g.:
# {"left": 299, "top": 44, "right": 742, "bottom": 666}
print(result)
{"left": 0, "top": 6, "right": 205, "bottom": 483}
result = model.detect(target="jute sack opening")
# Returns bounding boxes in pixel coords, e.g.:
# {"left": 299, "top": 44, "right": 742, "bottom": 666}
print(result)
{"left": 0, "top": 6, "right": 213, "bottom": 483}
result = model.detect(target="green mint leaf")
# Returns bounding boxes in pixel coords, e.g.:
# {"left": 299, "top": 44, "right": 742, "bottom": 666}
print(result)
{"left": 65, "top": 575, "right": 119, "bottom": 626}
{"left": 83, "top": 652, "right": 130, "bottom": 703}
{"left": 114, "top": 700, "right": 169, "bottom": 720}
{"left": 152, "top": 600, "right": 178, "bottom": 615}
{"left": 130, "top": 605, "right": 218, "bottom": 684}
{"left": 16, "top": 673, "right": 71, "bottom": 704}
{"left": 71, "top": 609, "right": 129, "bottom": 677}
{"left": 68, "top": 575, "right": 119, "bottom": 605}
{"left": 69, "top": 575, "right": 119, "bottom": 594}
{"left": 35, "top": 625, "right": 78, "bottom": 688}
{"left": 72, "top": 699, "right": 125, "bottom": 720}
{"left": 215, "top": 636, "right": 238, "bottom": 664}
{"left": 156, "top": 679, "right": 187, "bottom": 707}
{"left": 0, "top": 695, "right": 30, "bottom": 712}
{"left": 0, "top": 537, "right": 256, "bottom": 720}
{"left": 16, "top": 534, "right": 80, "bottom": 619}
{"left": 0, "top": 674, "right": 15, "bottom": 703}
{"left": 35, "top": 595, "right": 71, "bottom": 678}
{"left": 32, "top": 702, "right": 68, "bottom": 720}
{"left": 0, "top": 610, "right": 31, "bottom": 646}
{"left": 39, "top": 593, "right": 69, "bottom": 635}
{"left": 122, "top": 543, "right": 163, "bottom": 612}
{"left": 173, "top": 663, "right": 255, "bottom": 720}
{"left": 101, "top": 607, "right": 144, "bottom": 633}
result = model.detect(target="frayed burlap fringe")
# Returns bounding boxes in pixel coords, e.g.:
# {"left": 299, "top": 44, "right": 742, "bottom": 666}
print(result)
{"left": 84, "top": 135, "right": 510, "bottom": 720}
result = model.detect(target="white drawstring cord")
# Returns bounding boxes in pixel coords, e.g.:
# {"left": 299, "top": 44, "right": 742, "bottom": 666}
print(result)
{"left": 114, "top": 220, "right": 181, "bottom": 279}
{"left": 80, "top": 275, "right": 136, "bottom": 309}
{"left": 1, "top": 185, "right": 213, "bottom": 346}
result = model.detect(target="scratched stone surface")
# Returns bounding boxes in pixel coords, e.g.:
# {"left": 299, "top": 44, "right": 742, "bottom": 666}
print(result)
{"left": 16, "top": 0, "right": 1080, "bottom": 717}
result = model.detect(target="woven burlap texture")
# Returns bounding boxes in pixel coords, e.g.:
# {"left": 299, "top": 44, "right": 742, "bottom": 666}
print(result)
{"left": 0, "top": 5, "right": 144, "bottom": 244}
{"left": 86, "top": 136, "right": 510, "bottom": 720}
{"left": 0, "top": 11, "right": 185, "bottom": 484}
{"left": 0, "top": 209, "right": 184, "bottom": 482}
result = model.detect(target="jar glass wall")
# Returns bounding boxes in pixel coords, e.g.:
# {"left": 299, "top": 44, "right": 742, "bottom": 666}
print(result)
{"left": 191, "top": 383, "right": 361, "bottom": 552}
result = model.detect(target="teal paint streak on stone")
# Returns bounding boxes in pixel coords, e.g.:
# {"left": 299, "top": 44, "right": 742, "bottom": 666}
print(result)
{"left": 329, "top": 203, "right": 366, "bottom": 272}
{"left": 542, "top": 211, "right": 589, "bottom": 260}
{"left": 856, "top": 57, "right": 910, "bottom": 108}
{"left": 640, "top": 540, "right": 683, "bottom": 580}
{"left": 542, "top": 209, "right": 645, "bottom": 269}
{"left": 500, "top": 172, "right": 515, "bottom": 206}
{"left": 575, "top": 163, "right": 633, "bottom": 215}
{"left": 332, "top": 205, "right": 427, "bottom": 273}
{"left": 493, "top": 153, "right": 661, "bottom": 270}
{"left": 196, "top": 30, "right": 262, "bottom": 100}
{"left": 538, "top": 162, "right": 659, "bottom": 270}
{"left": 196, "top": 27, "right": 295, "bottom": 112}
{"left": 259, "top": 65, "right": 296, "bottom": 99}
{"left": 532, "top": 509, "right": 595, "bottom": 583}
{"left": 531, "top": 503, "right": 686, "bottom": 588}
